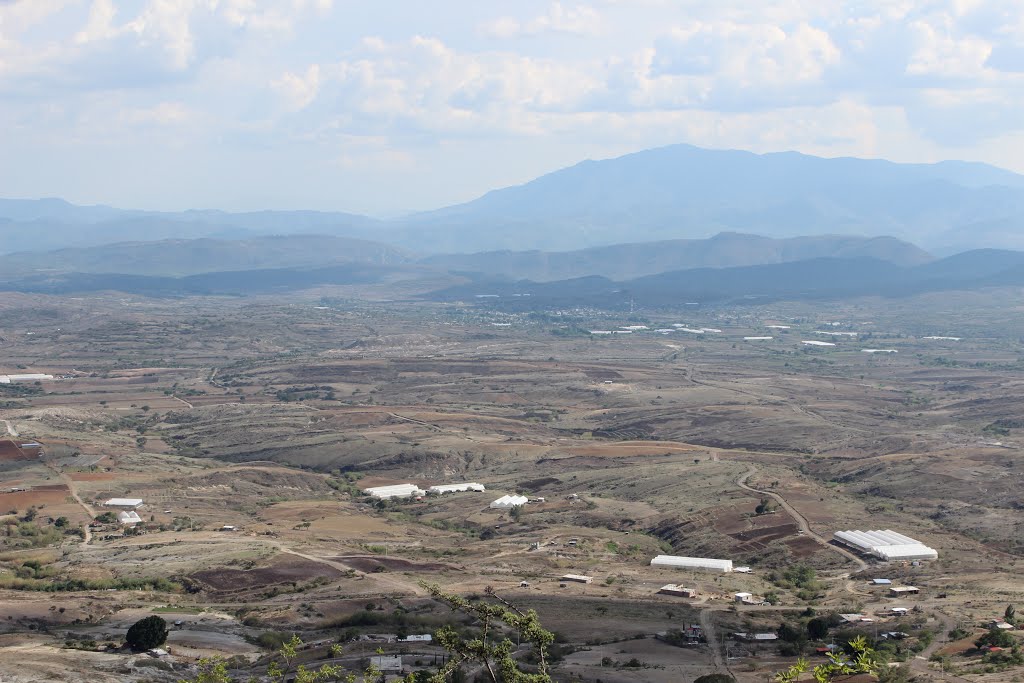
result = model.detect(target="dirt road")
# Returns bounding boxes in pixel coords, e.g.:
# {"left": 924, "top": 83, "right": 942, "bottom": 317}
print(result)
{"left": 698, "top": 607, "right": 726, "bottom": 670}
{"left": 57, "top": 471, "right": 95, "bottom": 545}
{"left": 38, "top": 457, "right": 96, "bottom": 545}
{"left": 735, "top": 466, "right": 868, "bottom": 575}
{"left": 2, "top": 419, "right": 18, "bottom": 437}
{"left": 909, "top": 610, "right": 973, "bottom": 683}
{"left": 278, "top": 547, "right": 427, "bottom": 597}
{"left": 105, "top": 532, "right": 426, "bottom": 597}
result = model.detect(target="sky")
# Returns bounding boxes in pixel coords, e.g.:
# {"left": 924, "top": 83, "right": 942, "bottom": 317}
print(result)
{"left": 1, "top": 0, "right": 1024, "bottom": 215}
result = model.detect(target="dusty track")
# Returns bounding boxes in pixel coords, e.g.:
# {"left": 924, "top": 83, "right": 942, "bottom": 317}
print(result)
{"left": 42, "top": 464, "right": 96, "bottom": 545}
{"left": 735, "top": 465, "right": 868, "bottom": 576}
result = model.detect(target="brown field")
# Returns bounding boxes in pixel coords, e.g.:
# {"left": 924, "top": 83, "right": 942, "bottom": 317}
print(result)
{"left": 0, "top": 440, "right": 36, "bottom": 462}
{"left": 0, "top": 289, "right": 1023, "bottom": 682}
{"left": 0, "top": 484, "right": 70, "bottom": 508}
{"left": 190, "top": 555, "right": 344, "bottom": 593}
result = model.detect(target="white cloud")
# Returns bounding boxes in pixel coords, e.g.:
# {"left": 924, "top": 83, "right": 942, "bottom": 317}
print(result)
{"left": 481, "top": 2, "right": 603, "bottom": 38}
{"left": 119, "top": 101, "right": 193, "bottom": 125}
{"left": 906, "top": 17, "right": 992, "bottom": 78}
{"left": 4, "top": 0, "right": 1024, "bottom": 213}
{"left": 272, "top": 63, "right": 321, "bottom": 111}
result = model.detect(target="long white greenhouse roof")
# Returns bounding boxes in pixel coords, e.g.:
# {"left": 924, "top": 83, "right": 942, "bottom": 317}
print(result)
{"left": 833, "top": 529, "right": 937, "bottom": 560}
{"left": 873, "top": 544, "right": 938, "bottom": 560}
{"left": 650, "top": 555, "right": 733, "bottom": 571}
{"left": 429, "top": 483, "right": 486, "bottom": 494}
{"left": 364, "top": 483, "right": 426, "bottom": 499}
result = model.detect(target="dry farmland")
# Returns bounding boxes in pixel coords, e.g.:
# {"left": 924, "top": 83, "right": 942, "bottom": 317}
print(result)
{"left": 0, "top": 288, "right": 1022, "bottom": 682}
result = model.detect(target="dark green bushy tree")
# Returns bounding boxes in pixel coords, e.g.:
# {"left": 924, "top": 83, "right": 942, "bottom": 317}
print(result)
{"left": 126, "top": 615, "right": 168, "bottom": 651}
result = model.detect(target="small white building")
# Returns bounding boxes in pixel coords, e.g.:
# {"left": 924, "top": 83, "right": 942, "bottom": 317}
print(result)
{"left": 363, "top": 484, "right": 426, "bottom": 500}
{"left": 659, "top": 584, "right": 698, "bottom": 598}
{"left": 428, "top": 483, "right": 485, "bottom": 495}
{"left": 734, "top": 633, "right": 779, "bottom": 642}
{"left": 398, "top": 634, "right": 432, "bottom": 643}
{"left": 561, "top": 574, "right": 593, "bottom": 584}
{"left": 490, "top": 494, "right": 528, "bottom": 509}
{"left": 734, "top": 592, "right": 753, "bottom": 603}
{"left": 650, "top": 555, "right": 733, "bottom": 573}
{"left": 104, "top": 498, "right": 144, "bottom": 509}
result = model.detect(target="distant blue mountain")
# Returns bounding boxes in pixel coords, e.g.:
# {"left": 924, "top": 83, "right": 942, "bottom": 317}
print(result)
{"left": 401, "top": 144, "right": 1024, "bottom": 252}
{"left": 3, "top": 144, "right": 1024, "bottom": 255}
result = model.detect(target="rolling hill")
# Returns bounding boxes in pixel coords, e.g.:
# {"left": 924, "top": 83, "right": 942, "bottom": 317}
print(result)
{"left": 429, "top": 249, "right": 1024, "bottom": 308}
{"left": 401, "top": 145, "right": 1024, "bottom": 252}
{"left": 423, "top": 232, "right": 933, "bottom": 281}
{"left": 0, "top": 235, "right": 413, "bottom": 278}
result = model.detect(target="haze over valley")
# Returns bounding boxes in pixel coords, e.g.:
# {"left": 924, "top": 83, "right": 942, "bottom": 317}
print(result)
{"left": 2, "top": 2, "right": 1024, "bottom": 683}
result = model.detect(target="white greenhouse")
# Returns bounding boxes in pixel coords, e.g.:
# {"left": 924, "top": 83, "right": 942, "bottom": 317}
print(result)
{"left": 363, "top": 484, "right": 426, "bottom": 500}
{"left": 428, "top": 483, "right": 486, "bottom": 494}
{"left": 650, "top": 555, "right": 733, "bottom": 573}
{"left": 833, "top": 529, "right": 938, "bottom": 561}
{"left": 490, "top": 494, "right": 528, "bottom": 509}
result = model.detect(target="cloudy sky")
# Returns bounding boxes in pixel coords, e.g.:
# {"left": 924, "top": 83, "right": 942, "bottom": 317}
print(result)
{"left": 2, "top": 0, "right": 1023, "bottom": 215}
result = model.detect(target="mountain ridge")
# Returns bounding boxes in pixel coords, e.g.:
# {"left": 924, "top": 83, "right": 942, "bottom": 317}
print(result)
{"left": 4, "top": 144, "right": 1024, "bottom": 254}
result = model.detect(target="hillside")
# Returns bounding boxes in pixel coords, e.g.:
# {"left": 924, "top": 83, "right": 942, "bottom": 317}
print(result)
{"left": 0, "top": 202, "right": 381, "bottom": 255}
{"left": 0, "top": 235, "right": 413, "bottom": 277}
{"left": 402, "top": 145, "right": 1024, "bottom": 252}
{"left": 429, "top": 249, "right": 1024, "bottom": 307}
{"left": 423, "top": 232, "right": 933, "bottom": 281}
{"left": 4, "top": 145, "right": 1024, "bottom": 255}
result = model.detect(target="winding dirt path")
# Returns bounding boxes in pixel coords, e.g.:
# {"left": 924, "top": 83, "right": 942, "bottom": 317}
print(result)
{"left": 735, "top": 465, "right": 868, "bottom": 576}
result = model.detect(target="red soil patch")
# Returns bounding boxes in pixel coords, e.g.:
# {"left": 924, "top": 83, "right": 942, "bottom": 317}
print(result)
{"left": 189, "top": 556, "right": 342, "bottom": 593}
{"left": 67, "top": 472, "right": 117, "bottom": 482}
{"left": 0, "top": 440, "right": 37, "bottom": 462}
{"left": 0, "top": 484, "right": 70, "bottom": 508}
{"left": 937, "top": 636, "right": 982, "bottom": 657}
{"left": 330, "top": 556, "right": 455, "bottom": 573}
{"left": 783, "top": 536, "right": 824, "bottom": 558}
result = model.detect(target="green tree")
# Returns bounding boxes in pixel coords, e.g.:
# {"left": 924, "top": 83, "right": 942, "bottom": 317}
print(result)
{"left": 807, "top": 617, "right": 830, "bottom": 641}
{"left": 1005, "top": 604, "right": 1016, "bottom": 625}
{"left": 178, "top": 585, "right": 555, "bottom": 683}
{"left": 179, "top": 658, "right": 232, "bottom": 683}
{"left": 779, "top": 622, "right": 805, "bottom": 643}
{"left": 694, "top": 674, "right": 736, "bottom": 683}
{"left": 126, "top": 615, "right": 169, "bottom": 652}
{"left": 425, "top": 582, "right": 554, "bottom": 682}
{"left": 776, "top": 637, "right": 880, "bottom": 683}
{"left": 975, "top": 627, "right": 1015, "bottom": 649}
